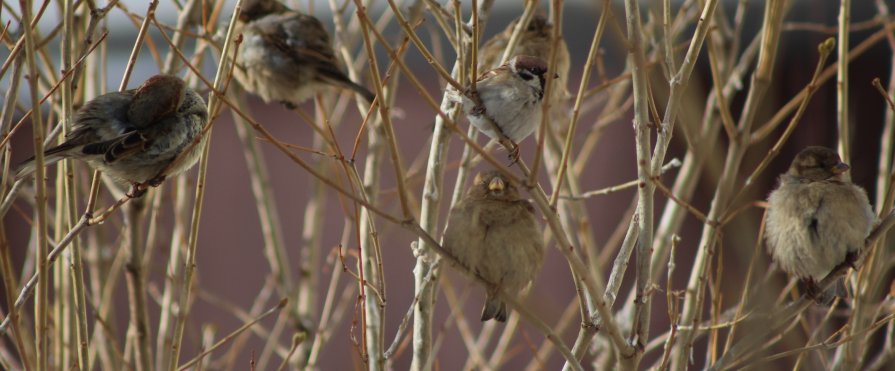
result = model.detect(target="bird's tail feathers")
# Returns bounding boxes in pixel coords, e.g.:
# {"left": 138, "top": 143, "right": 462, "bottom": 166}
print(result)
{"left": 14, "top": 153, "right": 66, "bottom": 181}
{"left": 481, "top": 294, "right": 508, "bottom": 322}
{"left": 343, "top": 80, "right": 376, "bottom": 103}
{"left": 318, "top": 68, "right": 376, "bottom": 103}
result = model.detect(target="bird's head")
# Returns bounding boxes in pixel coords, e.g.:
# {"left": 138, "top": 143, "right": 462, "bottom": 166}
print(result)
{"left": 471, "top": 170, "right": 521, "bottom": 201}
{"left": 788, "top": 146, "right": 850, "bottom": 182}
{"left": 239, "top": 0, "right": 289, "bottom": 22}
{"left": 508, "top": 55, "right": 554, "bottom": 100}
{"left": 526, "top": 14, "right": 552, "bottom": 35}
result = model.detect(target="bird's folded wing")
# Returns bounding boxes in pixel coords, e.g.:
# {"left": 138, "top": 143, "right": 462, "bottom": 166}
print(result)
{"left": 81, "top": 131, "right": 148, "bottom": 163}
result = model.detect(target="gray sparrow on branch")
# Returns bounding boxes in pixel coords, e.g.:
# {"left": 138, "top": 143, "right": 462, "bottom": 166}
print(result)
{"left": 765, "top": 146, "right": 875, "bottom": 299}
{"left": 478, "top": 14, "right": 570, "bottom": 106}
{"left": 442, "top": 170, "right": 544, "bottom": 322}
{"left": 233, "top": 0, "right": 375, "bottom": 107}
{"left": 448, "top": 55, "right": 552, "bottom": 159}
{"left": 16, "top": 74, "right": 208, "bottom": 197}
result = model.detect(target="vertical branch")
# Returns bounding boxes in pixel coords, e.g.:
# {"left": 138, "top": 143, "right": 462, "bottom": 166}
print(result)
{"left": 622, "top": 0, "right": 654, "bottom": 368}
{"left": 836, "top": 0, "right": 852, "bottom": 168}
{"left": 155, "top": 175, "right": 188, "bottom": 370}
{"left": 124, "top": 199, "right": 153, "bottom": 371}
{"left": 355, "top": 141, "right": 384, "bottom": 369}
{"left": 875, "top": 0, "right": 895, "bottom": 215}
{"left": 350, "top": 3, "right": 419, "bottom": 368}
{"left": 61, "top": 1, "right": 90, "bottom": 368}
{"left": 528, "top": 0, "right": 562, "bottom": 185}
{"left": 19, "top": 0, "right": 50, "bottom": 369}
{"left": 57, "top": 0, "right": 77, "bottom": 369}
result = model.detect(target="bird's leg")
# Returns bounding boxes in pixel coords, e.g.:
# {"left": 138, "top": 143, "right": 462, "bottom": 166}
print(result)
{"left": 498, "top": 136, "right": 520, "bottom": 165}
{"left": 128, "top": 174, "right": 167, "bottom": 198}
{"left": 127, "top": 183, "right": 148, "bottom": 199}
{"left": 843, "top": 250, "right": 860, "bottom": 270}
{"left": 802, "top": 278, "right": 823, "bottom": 303}
{"left": 146, "top": 174, "right": 166, "bottom": 188}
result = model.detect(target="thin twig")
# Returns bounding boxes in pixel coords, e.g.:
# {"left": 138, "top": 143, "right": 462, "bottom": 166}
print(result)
{"left": 177, "top": 299, "right": 288, "bottom": 370}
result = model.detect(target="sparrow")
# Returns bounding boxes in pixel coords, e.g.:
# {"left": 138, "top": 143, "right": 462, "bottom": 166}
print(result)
{"left": 16, "top": 74, "right": 208, "bottom": 196}
{"left": 765, "top": 146, "right": 875, "bottom": 299}
{"left": 448, "top": 55, "right": 552, "bottom": 157}
{"left": 233, "top": 0, "right": 375, "bottom": 107}
{"left": 478, "top": 14, "right": 570, "bottom": 105}
{"left": 442, "top": 170, "right": 544, "bottom": 322}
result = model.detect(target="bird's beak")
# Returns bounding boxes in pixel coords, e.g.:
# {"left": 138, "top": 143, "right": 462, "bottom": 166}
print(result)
{"left": 488, "top": 177, "right": 505, "bottom": 192}
{"left": 831, "top": 162, "right": 850, "bottom": 174}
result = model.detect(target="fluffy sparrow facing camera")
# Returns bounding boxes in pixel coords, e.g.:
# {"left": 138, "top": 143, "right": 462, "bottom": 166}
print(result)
{"left": 449, "top": 55, "right": 552, "bottom": 157}
{"left": 16, "top": 75, "right": 208, "bottom": 196}
{"left": 765, "top": 146, "right": 875, "bottom": 298}
{"left": 442, "top": 170, "right": 544, "bottom": 322}
{"left": 478, "top": 14, "right": 570, "bottom": 104}
{"left": 234, "top": 0, "right": 375, "bottom": 107}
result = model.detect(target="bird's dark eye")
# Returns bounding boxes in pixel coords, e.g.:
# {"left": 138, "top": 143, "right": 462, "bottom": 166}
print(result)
{"left": 519, "top": 71, "right": 534, "bottom": 81}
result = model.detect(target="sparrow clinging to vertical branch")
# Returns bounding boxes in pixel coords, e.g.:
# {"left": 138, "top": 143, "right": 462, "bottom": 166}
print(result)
{"left": 448, "top": 55, "right": 552, "bottom": 160}
{"left": 765, "top": 146, "right": 875, "bottom": 300}
{"left": 233, "top": 0, "right": 376, "bottom": 107}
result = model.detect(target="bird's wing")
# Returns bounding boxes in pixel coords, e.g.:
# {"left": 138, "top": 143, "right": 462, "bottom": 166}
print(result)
{"left": 261, "top": 14, "right": 349, "bottom": 82}
{"left": 81, "top": 131, "right": 149, "bottom": 164}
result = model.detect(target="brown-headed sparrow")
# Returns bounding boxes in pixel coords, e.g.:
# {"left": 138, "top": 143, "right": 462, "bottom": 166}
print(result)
{"left": 233, "top": 0, "right": 375, "bottom": 107}
{"left": 478, "top": 14, "right": 570, "bottom": 105}
{"left": 442, "top": 170, "right": 544, "bottom": 322}
{"left": 448, "top": 55, "right": 552, "bottom": 156}
{"left": 765, "top": 146, "right": 875, "bottom": 299}
{"left": 16, "top": 75, "right": 208, "bottom": 196}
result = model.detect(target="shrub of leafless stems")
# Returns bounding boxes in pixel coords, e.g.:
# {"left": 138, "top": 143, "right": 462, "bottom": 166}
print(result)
{"left": 2, "top": 0, "right": 895, "bottom": 370}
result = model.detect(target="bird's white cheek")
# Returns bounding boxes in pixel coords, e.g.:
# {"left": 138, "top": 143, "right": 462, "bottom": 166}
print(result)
{"left": 241, "top": 35, "right": 266, "bottom": 57}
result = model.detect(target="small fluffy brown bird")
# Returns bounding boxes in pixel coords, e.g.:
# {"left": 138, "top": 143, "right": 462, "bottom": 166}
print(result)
{"left": 765, "top": 146, "right": 875, "bottom": 297}
{"left": 16, "top": 75, "right": 208, "bottom": 195}
{"left": 442, "top": 170, "right": 544, "bottom": 322}
{"left": 234, "top": 0, "right": 375, "bottom": 107}
{"left": 478, "top": 14, "right": 570, "bottom": 104}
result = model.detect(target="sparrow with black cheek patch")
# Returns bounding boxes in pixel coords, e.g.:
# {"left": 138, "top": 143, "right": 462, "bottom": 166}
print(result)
{"left": 478, "top": 14, "right": 570, "bottom": 105}
{"left": 233, "top": 0, "right": 375, "bottom": 107}
{"left": 448, "top": 55, "right": 552, "bottom": 159}
{"left": 765, "top": 146, "right": 875, "bottom": 300}
{"left": 16, "top": 75, "right": 208, "bottom": 196}
{"left": 442, "top": 170, "right": 544, "bottom": 322}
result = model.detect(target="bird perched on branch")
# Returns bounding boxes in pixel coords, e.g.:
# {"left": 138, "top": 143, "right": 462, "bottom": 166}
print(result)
{"left": 233, "top": 0, "right": 375, "bottom": 107}
{"left": 16, "top": 74, "right": 208, "bottom": 197}
{"left": 448, "top": 55, "right": 553, "bottom": 160}
{"left": 478, "top": 14, "right": 570, "bottom": 106}
{"left": 765, "top": 146, "right": 875, "bottom": 300}
{"left": 442, "top": 170, "right": 544, "bottom": 322}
